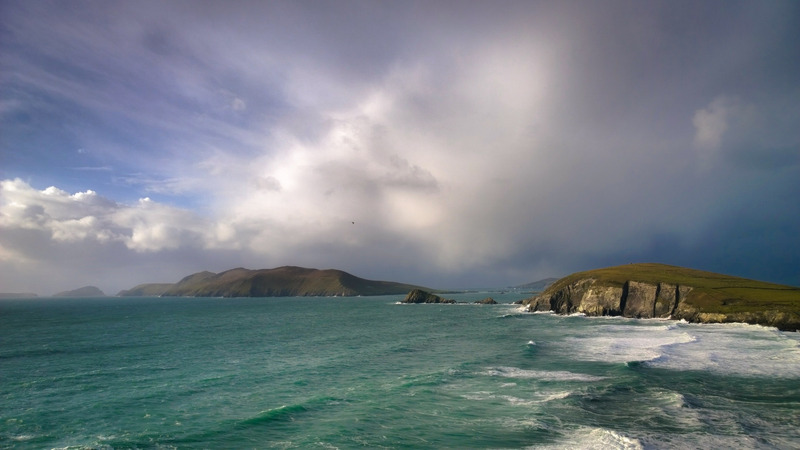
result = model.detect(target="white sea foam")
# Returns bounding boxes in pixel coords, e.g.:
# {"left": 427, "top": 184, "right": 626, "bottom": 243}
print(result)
{"left": 502, "top": 395, "right": 540, "bottom": 406}
{"left": 533, "top": 427, "right": 644, "bottom": 450}
{"left": 646, "top": 322, "right": 800, "bottom": 377}
{"left": 462, "top": 390, "right": 573, "bottom": 406}
{"left": 482, "top": 366, "right": 605, "bottom": 382}
{"left": 562, "top": 327, "right": 696, "bottom": 363}
{"left": 540, "top": 390, "right": 572, "bottom": 402}
{"left": 558, "top": 319, "right": 800, "bottom": 378}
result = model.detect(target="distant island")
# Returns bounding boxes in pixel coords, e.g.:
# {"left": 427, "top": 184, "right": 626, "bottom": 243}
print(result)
{"left": 53, "top": 286, "right": 106, "bottom": 297}
{"left": 514, "top": 277, "right": 559, "bottom": 291}
{"left": 521, "top": 263, "right": 800, "bottom": 331}
{"left": 0, "top": 292, "right": 38, "bottom": 298}
{"left": 118, "top": 266, "right": 430, "bottom": 298}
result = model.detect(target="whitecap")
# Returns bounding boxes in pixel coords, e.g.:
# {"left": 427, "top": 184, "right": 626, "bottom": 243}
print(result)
{"left": 561, "top": 329, "right": 696, "bottom": 364}
{"left": 481, "top": 366, "right": 605, "bottom": 382}
{"left": 646, "top": 322, "right": 800, "bottom": 378}
{"left": 462, "top": 390, "right": 573, "bottom": 405}
{"left": 559, "top": 320, "right": 800, "bottom": 378}
{"left": 539, "top": 390, "right": 572, "bottom": 402}
{"left": 532, "top": 427, "right": 644, "bottom": 450}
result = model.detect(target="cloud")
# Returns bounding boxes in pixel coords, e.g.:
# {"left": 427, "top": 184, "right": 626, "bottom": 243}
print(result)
{"left": 2, "top": 1, "right": 799, "bottom": 293}
{"left": 692, "top": 94, "right": 800, "bottom": 169}
{"left": 693, "top": 96, "right": 734, "bottom": 151}
{"left": 0, "top": 179, "right": 204, "bottom": 252}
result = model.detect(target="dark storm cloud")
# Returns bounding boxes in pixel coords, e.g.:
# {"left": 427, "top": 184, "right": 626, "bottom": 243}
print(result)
{"left": 1, "top": 0, "right": 799, "bottom": 294}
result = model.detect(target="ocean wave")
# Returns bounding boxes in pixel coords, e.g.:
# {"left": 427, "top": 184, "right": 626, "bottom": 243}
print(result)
{"left": 646, "top": 323, "right": 800, "bottom": 378}
{"left": 558, "top": 319, "right": 800, "bottom": 378}
{"left": 498, "top": 311, "right": 528, "bottom": 318}
{"left": 239, "top": 396, "right": 349, "bottom": 428}
{"left": 462, "top": 390, "right": 574, "bottom": 406}
{"left": 481, "top": 366, "right": 605, "bottom": 382}
{"left": 562, "top": 329, "right": 696, "bottom": 364}
{"left": 533, "top": 427, "right": 644, "bottom": 450}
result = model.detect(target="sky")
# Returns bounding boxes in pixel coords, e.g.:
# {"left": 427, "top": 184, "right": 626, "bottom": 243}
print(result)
{"left": 1, "top": 0, "right": 799, "bottom": 295}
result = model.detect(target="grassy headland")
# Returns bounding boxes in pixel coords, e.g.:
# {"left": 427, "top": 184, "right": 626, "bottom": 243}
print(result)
{"left": 527, "top": 263, "right": 800, "bottom": 330}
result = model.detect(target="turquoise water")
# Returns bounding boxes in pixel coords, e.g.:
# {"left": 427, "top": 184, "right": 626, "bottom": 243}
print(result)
{"left": 2, "top": 294, "right": 799, "bottom": 449}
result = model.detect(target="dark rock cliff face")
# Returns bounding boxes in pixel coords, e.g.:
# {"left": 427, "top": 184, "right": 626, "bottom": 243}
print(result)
{"left": 525, "top": 278, "right": 691, "bottom": 319}
{"left": 524, "top": 279, "right": 800, "bottom": 331}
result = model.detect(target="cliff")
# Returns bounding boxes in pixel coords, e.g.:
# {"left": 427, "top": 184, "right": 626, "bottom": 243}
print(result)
{"left": 523, "top": 263, "right": 800, "bottom": 331}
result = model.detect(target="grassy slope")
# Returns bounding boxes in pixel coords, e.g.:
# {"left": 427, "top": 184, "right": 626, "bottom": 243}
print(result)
{"left": 546, "top": 263, "right": 800, "bottom": 315}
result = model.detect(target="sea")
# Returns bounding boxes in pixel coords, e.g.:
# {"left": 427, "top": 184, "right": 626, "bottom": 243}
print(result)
{"left": 1, "top": 292, "right": 799, "bottom": 449}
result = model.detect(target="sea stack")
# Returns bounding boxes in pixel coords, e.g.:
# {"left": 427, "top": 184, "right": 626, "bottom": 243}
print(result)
{"left": 401, "top": 289, "right": 456, "bottom": 304}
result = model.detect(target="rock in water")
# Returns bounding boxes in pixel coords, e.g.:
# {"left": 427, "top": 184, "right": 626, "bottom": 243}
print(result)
{"left": 475, "top": 297, "right": 497, "bottom": 304}
{"left": 401, "top": 289, "right": 455, "bottom": 304}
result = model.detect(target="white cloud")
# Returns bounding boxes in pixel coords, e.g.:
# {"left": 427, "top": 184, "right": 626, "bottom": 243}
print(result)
{"left": 692, "top": 96, "right": 736, "bottom": 151}
{"left": 0, "top": 179, "right": 211, "bottom": 252}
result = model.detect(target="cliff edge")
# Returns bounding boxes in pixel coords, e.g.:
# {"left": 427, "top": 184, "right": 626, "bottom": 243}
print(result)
{"left": 523, "top": 263, "right": 800, "bottom": 331}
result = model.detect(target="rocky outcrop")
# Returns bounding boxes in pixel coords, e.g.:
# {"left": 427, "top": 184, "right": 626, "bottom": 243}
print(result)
{"left": 475, "top": 297, "right": 498, "bottom": 304}
{"left": 402, "top": 289, "right": 455, "bottom": 304}
{"left": 524, "top": 279, "right": 689, "bottom": 319}
{"left": 670, "top": 303, "right": 800, "bottom": 331}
